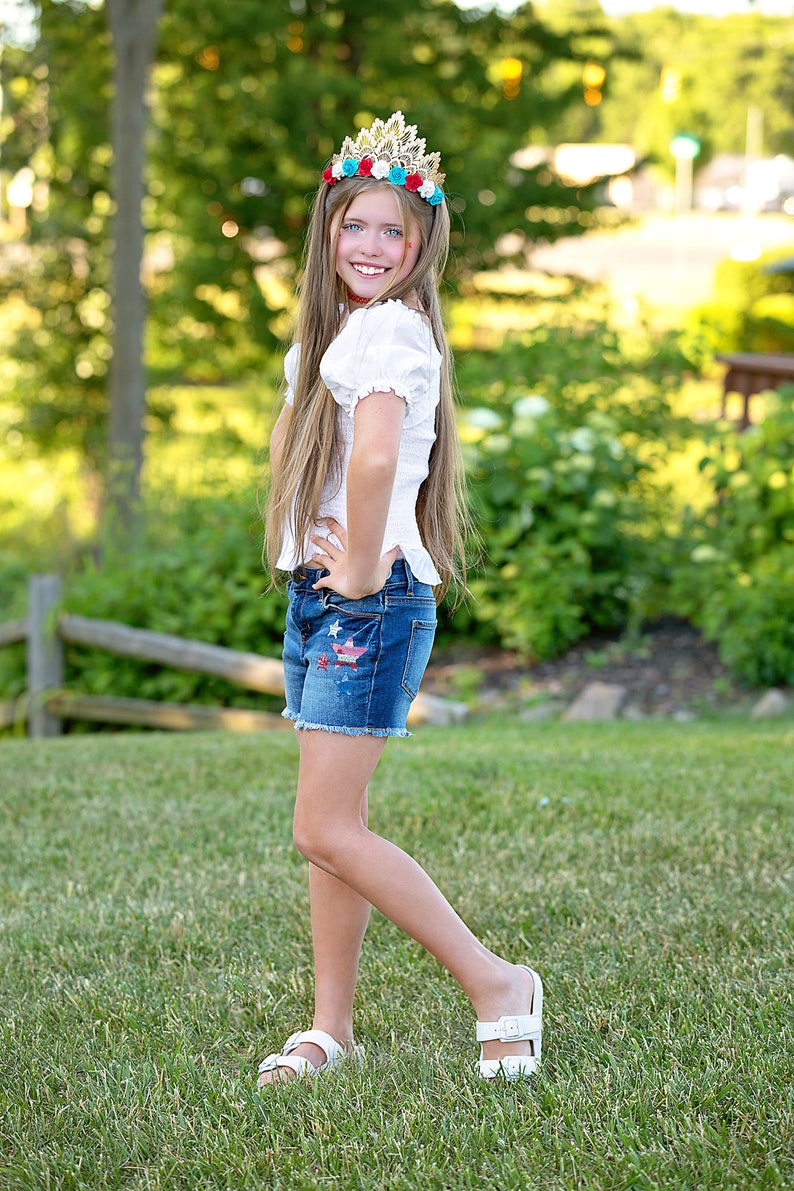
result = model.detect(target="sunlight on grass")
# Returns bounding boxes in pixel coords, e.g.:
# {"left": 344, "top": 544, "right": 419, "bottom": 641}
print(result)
{"left": 1, "top": 718, "right": 791, "bottom": 1189}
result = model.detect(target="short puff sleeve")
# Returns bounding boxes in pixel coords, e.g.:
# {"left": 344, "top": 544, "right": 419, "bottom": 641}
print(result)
{"left": 320, "top": 301, "right": 436, "bottom": 418}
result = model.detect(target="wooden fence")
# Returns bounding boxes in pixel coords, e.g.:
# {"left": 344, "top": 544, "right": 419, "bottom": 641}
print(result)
{"left": 1, "top": 575, "right": 467, "bottom": 738}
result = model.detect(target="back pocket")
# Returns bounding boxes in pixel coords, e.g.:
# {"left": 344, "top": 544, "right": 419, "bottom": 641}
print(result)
{"left": 401, "top": 619, "right": 437, "bottom": 700}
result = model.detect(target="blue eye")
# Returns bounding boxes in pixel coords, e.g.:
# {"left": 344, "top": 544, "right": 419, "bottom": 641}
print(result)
{"left": 342, "top": 221, "right": 362, "bottom": 232}
{"left": 385, "top": 228, "right": 402, "bottom": 237}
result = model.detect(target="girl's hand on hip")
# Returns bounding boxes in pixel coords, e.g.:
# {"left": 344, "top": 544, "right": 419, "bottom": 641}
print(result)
{"left": 309, "top": 518, "right": 399, "bottom": 599}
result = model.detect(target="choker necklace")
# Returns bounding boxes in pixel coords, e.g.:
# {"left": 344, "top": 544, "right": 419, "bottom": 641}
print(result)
{"left": 346, "top": 288, "right": 371, "bottom": 305}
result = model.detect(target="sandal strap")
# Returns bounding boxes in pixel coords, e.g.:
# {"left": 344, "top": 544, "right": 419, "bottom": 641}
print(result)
{"left": 257, "top": 1052, "right": 314, "bottom": 1078}
{"left": 476, "top": 1012, "right": 541, "bottom": 1043}
{"left": 282, "top": 1029, "right": 346, "bottom": 1066}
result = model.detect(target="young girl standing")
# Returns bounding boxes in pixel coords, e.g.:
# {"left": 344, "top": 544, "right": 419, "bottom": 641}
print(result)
{"left": 261, "top": 112, "right": 542, "bottom": 1085}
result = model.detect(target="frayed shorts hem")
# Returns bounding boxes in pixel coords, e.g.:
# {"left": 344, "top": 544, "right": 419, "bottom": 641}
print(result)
{"left": 282, "top": 709, "right": 411, "bottom": 738}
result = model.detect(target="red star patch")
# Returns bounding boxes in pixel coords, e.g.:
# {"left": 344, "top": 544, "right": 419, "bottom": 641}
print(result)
{"left": 332, "top": 636, "right": 368, "bottom": 672}
{"left": 317, "top": 653, "right": 329, "bottom": 671}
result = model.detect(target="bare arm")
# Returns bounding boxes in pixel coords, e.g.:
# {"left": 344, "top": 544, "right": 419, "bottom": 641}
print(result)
{"left": 311, "top": 390, "right": 406, "bottom": 598}
{"left": 269, "top": 403, "right": 292, "bottom": 479}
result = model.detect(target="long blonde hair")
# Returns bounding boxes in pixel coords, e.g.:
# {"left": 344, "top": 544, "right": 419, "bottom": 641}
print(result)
{"left": 265, "top": 176, "right": 467, "bottom": 600}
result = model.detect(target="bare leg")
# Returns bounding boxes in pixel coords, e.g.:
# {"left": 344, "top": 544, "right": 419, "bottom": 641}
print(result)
{"left": 290, "top": 732, "right": 534, "bottom": 1066}
{"left": 258, "top": 770, "right": 372, "bottom": 1086}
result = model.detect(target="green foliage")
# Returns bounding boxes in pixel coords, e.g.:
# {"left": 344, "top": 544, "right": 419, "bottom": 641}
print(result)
{"left": 445, "top": 316, "right": 702, "bottom": 657}
{"left": 671, "top": 387, "right": 794, "bottom": 686}
{"left": 2, "top": 0, "right": 616, "bottom": 472}
{"left": 595, "top": 8, "right": 794, "bottom": 172}
{"left": 0, "top": 489, "right": 287, "bottom": 714}
{"left": 459, "top": 396, "right": 656, "bottom": 658}
{"left": 690, "top": 249, "right": 794, "bottom": 355}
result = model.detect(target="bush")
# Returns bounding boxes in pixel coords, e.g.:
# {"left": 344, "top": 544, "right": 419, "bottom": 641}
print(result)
{"left": 690, "top": 249, "right": 794, "bottom": 355}
{"left": 453, "top": 396, "right": 665, "bottom": 658}
{"left": 671, "top": 387, "right": 794, "bottom": 686}
{"left": 444, "top": 320, "right": 702, "bottom": 658}
{"left": 0, "top": 490, "right": 287, "bottom": 717}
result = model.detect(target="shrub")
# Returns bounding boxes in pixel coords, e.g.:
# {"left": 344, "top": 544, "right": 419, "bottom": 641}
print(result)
{"left": 671, "top": 387, "right": 794, "bottom": 686}
{"left": 0, "top": 491, "right": 287, "bottom": 717}
{"left": 690, "top": 249, "right": 794, "bottom": 355}
{"left": 454, "top": 396, "right": 665, "bottom": 659}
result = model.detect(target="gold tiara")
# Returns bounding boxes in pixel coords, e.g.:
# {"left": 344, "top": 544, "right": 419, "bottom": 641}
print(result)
{"left": 323, "top": 111, "right": 445, "bottom": 205}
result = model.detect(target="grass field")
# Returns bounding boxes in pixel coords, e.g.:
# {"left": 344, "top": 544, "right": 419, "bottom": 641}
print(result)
{"left": 1, "top": 717, "right": 792, "bottom": 1190}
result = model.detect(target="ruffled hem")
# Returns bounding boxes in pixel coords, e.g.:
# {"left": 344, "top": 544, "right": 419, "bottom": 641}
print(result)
{"left": 282, "top": 709, "right": 411, "bottom": 738}
{"left": 344, "top": 382, "right": 415, "bottom": 419}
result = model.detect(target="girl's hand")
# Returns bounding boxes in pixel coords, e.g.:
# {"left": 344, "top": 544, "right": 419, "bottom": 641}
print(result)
{"left": 309, "top": 518, "right": 400, "bottom": 599}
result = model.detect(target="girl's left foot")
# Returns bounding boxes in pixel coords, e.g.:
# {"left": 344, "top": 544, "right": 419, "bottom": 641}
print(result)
{"left": 476, "top": 964, "right": 543, "bottom": 1081}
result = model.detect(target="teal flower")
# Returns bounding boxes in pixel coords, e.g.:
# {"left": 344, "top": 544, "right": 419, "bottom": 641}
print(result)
{"left": 389, "top": 166, "right": 407, "bottom": 185}
{"left": 428, "top": 187, "right": 443, "bottom": 205}
{"left": 342, "top": 158, "right": 359, "bottom": 177}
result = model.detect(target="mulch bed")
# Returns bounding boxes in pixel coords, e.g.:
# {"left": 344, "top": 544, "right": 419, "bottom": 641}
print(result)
{"left": 424, "top": 618, "right": 754, "bottom": 717}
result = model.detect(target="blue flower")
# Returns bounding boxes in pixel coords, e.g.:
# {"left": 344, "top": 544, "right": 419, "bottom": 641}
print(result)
{"left": 389, "top": 166, "right": 408, "bottom": 185}
{"left": 428, "top": 187, "right": 443, "bottom": 206}
{"left": 342, "top": 158, "right": 359, "bottom": 177}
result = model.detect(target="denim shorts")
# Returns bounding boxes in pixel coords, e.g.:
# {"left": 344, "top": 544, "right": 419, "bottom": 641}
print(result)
{"left": 282, "top": 559, "right": 437, "bottom": 738}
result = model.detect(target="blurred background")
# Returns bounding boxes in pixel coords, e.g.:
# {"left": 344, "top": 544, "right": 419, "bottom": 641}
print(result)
{"left": 1, "top": 0, "right": 793, "bottom": 724}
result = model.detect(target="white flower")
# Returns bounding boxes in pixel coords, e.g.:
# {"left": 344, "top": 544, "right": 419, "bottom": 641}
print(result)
{"left": 513, "top": 394, "right": 550, "bottom": 418}
{"left": 419, "top": 179, "right": 435, "bottom": 199}
{"left": 331, "top": 161, "right": 344, "bottom": 180}
{"left": 465, "top": 407, "right": 503, "bottom": 430}
{"left": 371, "top": 160, "right": 390, "bottom": 179}
{"left": 569, "top": 426, "right": 597, "bottom": 452}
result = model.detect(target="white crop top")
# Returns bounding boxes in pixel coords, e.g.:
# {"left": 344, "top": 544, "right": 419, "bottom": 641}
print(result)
{"left": 276, "top": 299, "right": 442, "bottom": 585}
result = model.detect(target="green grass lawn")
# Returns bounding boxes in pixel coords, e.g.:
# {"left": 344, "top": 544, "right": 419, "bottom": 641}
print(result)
{"left": 1, "top": 718, "right": 792, "bottom": 1190}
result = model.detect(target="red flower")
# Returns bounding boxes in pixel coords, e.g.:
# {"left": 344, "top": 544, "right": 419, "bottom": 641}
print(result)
{"left": 405, "top": 172, "right": 423, "bottom": 192}
{"left": 358, "top": 157, "right": 374, "bottom": 177}
{"left": 323, "top": 167, "right": 336, "bottom": 185}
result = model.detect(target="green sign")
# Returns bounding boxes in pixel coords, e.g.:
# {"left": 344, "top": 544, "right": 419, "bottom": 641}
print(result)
{"left": 670, "top": 133, "right": 701, "bottom": 160}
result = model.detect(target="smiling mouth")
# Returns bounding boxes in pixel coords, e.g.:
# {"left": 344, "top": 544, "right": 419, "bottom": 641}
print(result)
{"left": 352, "top": 264, "right": 388, "bottom": 277}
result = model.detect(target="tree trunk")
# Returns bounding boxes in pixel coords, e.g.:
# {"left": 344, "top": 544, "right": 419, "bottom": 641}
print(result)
{"left": 105, "top": 0, "right": 164, "bottom": 537}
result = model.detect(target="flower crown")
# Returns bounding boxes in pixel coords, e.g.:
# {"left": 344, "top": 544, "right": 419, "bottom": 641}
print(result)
{"left": 323, "top": 111, "right": 445, "bottom": 206}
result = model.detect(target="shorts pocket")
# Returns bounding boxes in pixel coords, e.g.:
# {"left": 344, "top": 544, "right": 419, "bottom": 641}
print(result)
{"left": 321, "top": 589, "right": 384, "bottom": 620}
{"left": 401, "top": 619, "right": 437, "bottom": 700}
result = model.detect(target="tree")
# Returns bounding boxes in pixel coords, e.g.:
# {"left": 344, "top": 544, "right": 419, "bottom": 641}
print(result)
{"left": 105, "top": 0, "right": 165, "bottom": 532}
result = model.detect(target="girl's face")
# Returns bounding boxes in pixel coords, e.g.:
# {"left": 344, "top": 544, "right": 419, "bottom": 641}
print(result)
{"left": 333, "top": 186, "right": 420, "bottom": 302}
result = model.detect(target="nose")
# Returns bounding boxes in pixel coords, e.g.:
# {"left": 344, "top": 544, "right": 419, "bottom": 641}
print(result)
{"left": 361, "top": 229, "right": 382, "bottom": 256}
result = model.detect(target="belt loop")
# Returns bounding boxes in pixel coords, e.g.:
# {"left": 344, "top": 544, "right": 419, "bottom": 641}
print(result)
{"left": 403, "top": 558, "right": 415, "bottom": 595}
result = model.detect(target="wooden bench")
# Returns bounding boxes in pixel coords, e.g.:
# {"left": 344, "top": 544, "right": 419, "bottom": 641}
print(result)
{"left": 716, "top": 352, "right": 794, "bottom": 429}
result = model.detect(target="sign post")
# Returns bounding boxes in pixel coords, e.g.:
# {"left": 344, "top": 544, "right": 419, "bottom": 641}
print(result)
{"left": 670, "top": 133, "right": 701, "bottom": 213}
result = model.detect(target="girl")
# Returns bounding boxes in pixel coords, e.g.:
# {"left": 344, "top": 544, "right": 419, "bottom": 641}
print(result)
{"left": 260, "top": 112, "right": 542, "bottom": 1085}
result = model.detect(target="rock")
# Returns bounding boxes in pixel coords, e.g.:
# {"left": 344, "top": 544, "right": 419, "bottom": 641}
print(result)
{"left": 621, "top": 703, "right": 647, "bottom": 721}
{"left": 518, "top": 700, "right": 566, "bottom": 723}
{"left": 562, "top": 681, "right": 627, "bottom": 722}
{"left": 751, "top": 689, "right": 790, "bottom": 720}
{"left": 409, "top": 692, "right": 468, "bottom": 727}
{"left": 672, "top": 708, "right": 697, "bottom": 722}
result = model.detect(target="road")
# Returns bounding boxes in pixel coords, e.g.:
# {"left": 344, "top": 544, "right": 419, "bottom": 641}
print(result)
{"left": 529, "top": 211, "right": 794, "bottom": 313}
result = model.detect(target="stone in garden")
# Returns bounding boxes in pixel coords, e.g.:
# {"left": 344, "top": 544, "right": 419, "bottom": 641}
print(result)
{"left": 750, "top": 689, "right": 789, "bottom": 720}
{"left": 518, "top": 700, "right": 566, "bottom": 723}
{"left": 562, "top": 681, "right": 626, "bottom": 721}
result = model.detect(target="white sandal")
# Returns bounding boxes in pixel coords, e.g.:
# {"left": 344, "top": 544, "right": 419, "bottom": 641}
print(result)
{"left": 257, "top": 1029, "right": 363, "bottom": 1082}
{"left": 476, "top": 965, "right": 543, "bottom": 1082}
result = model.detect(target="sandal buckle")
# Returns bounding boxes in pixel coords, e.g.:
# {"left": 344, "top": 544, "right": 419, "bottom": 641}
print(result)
{"left": 500, "top": 1016, "right": 521, "bottom": 1040}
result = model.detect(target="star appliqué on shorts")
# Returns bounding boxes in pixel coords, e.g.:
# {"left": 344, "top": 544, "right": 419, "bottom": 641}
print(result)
{"left": 332, "top": 636, "right": 368, "bottom": 672}
{"left": 316, "top": 653, "right": 330, "bottom": 671}
{"left": 327, "top": 620, "right": 342, "bottom": 638}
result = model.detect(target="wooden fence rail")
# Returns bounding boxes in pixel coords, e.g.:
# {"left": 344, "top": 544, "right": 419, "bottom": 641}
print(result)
{"left": 0, "top": 575, "right": 467, "bottom": 738}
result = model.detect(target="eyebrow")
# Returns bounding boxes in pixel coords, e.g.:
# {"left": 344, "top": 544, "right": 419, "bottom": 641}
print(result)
{"left": 342, "top": 216, "right": 403, "bottom": 228}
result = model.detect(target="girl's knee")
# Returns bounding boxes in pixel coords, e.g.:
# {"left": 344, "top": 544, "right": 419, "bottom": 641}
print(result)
{"left": 292, "top": 814, "right": 358, "bottom": 872}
